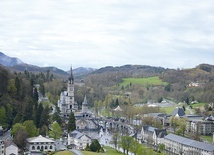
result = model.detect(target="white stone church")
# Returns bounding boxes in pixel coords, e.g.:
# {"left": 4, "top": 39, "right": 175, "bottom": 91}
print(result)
{"left": 58, "top": 66, "right": 78, "bottom": 117}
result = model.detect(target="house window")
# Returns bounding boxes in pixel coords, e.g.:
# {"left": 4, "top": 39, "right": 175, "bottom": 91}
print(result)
{"left": 50, "top": 145, "right": 53, "bottom": 149}
{"left": 37, "top": 146, "right": 40, "bottom": 150}
{"left": 45, "top": 146, "right": 48, "bottom": 150}
{"left": 32, "top": 146, "right": 35, "bottom": 150}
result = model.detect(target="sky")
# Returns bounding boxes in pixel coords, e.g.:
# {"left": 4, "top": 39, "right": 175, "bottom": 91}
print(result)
{"left": 0, "top": 0, "right": 214, "bottom": 71}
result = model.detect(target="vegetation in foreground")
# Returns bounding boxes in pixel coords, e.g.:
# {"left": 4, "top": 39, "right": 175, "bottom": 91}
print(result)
{"left": 82, "top": 146, "right": 123, "bottom": 155}
{"left": 54, "top": 151, "right": 74, "bottom": 155}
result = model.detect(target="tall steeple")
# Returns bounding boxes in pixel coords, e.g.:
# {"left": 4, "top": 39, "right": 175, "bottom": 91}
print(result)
{"left": 68, "top": 65, "right": 74, "bottom": 84}
{"left": 82, "top": 95, "right": 88, "bottom": 113}
{"left": 67, "top": 65, "right": 75, "bottom": 112}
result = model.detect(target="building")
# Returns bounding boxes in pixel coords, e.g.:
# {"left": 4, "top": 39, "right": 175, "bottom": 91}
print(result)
{"left": 141, "top": 125, "right": 167, "bottom": 146}
{"left": 171, "top": 107, "right": 186, "bottom": 117}
{"left": 153, "top": 129, "right": 167, "bottom": 145}
{"left": 26, "top": 135, "right": 55, "bottom": 153}
{"left": 0, "top": 140, "right": 4, "bottom": 155}
{"left": 189, "top": 120, "right": 214, "bottom": 135}
{"left": 67, "top": 130, "right": 92, "bottom": 150}
{"left": 58, "top": 66, "right": 77, "bottom": 117}
{"left": 164, "top": 133, "right": 214, "bottom": 155}
{"left": 4, "top": 141, "right": 18, "bottom": 155}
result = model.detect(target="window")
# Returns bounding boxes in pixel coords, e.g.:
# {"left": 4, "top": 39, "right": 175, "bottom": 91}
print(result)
{"left": 37, "top": 146, "right": 40, "bottom": 150}
{"left": 32, "top": 146, "right": 35, "bottom": 150}
{"left": 50, "top": 145, "right": 53, "bottom": 149}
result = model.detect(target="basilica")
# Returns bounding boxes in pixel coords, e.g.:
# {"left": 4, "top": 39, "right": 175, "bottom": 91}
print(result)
{"left": 58, "top": 66, "right": 78, "bottom": 117}
{"left": 57, "top": 66, "right": 99, "bottom": 131}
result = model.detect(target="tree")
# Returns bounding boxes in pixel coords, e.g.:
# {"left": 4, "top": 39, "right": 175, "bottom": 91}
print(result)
{"left": 170, "top": 116, "right": 179, "bottom": 133}
{"left": 36, "top": 103, "right": 43, "bottom": 128}
{"left": 39, "top": 106, "right": 50, "bottom": 128}
{"left": 130, "top": 138, "right": 140, "bottom": 155}
{"left": 39, "top": 82, "right": 45, "bottom": 97}
{"left": 158, "top": 143, "right": 165, "bottom": 153}
{"left": 23, "top": 120, "right": 38, "bottom": 137}
{"left": 111, "top": 132, "right": 120, "bottom": 150}
{"left": 52, "top": 112, "right": 62, "bottom": 126}
{"left": 68, "top": 111, "right": 76, "bottom": 132}
{"left": 49, "top": 122, "right": 62, "bottom": 139}
{"left": 120, "top": 136, "right": 133, "bottom": 155}
{"left": 39, "top": 125, "right": 48, "bottom": 136}
{"left": 14, "top": 128, "right": 28, "bottom": 150}
{"left": 177, "top": 118, "right": 186, "bottom": 136}
{"left": 0, "top": 106, "right": 6, "bottom": 127}
{"left": 90, "top": 139, "right": 102, "bottom": 152}
{"left": 22, "top": 96, "right": 34, "bottom": 122}
{"left": 11, "top": 123, "right": 28, "bottom": 150}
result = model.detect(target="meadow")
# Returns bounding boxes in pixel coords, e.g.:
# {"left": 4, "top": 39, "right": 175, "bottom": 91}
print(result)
{"left": 120, "top": 76, "right": 168, "bottom": 87}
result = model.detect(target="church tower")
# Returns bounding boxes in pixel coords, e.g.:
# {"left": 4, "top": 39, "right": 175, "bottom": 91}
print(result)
{"left": 66, "top": 66, "right": 75, "bottom": 112}
{"left": 82, "top": 95, "right": 88, "bottom": 113}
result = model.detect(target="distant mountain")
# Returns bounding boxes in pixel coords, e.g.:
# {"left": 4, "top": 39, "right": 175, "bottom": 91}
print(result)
{"left": 0, "top": 52, "right": 23, "bottom": 66}
{"left": 72, "top": 67, "right": 96, "bottom": 78}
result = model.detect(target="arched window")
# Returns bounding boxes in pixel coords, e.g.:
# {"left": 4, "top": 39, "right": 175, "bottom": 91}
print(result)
{"left": 32, "top": 146, "right": 35, "bottom": 150}
{"left": 50, "top": 145, "right": 53, "bottom": 149}
{"left": 37, "top": 146, "right": 40, "bottom": 150}
{"left": 41, "top": 146, "right": 44, "bottom": 151}
{"left": 45, "top": 146, "right": 48, "bottom": 150}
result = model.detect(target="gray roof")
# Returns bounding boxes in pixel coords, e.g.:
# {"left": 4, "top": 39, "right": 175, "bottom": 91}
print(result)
{"left": 165, "top": 133, "right": 214, "bottom": 152}
{"left": 171, "top": 107, "right": 185, "bottom": 116}
{"left": 69, "top": 130, "right": 91, "bottom": 140}
{"left": 154, "top": 129, "right": 167, "bottom": 138}
{"left": 142, "top": 125, "right": 156, "bottom": 133}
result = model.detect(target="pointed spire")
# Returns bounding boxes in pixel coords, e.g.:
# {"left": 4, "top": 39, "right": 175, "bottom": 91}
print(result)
{"left": 82, "top": 95, "right": 87, "bottom": 105}
{"left": 68, "top": 65, "right": 74, "bottom": 84}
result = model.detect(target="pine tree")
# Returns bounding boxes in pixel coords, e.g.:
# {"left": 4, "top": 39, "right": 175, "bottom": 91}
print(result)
{"left": 39, "top": 106, "right": 50, "bottom": 128}
{"left": 68, "top": 111, "right": 76, "bottom": 132}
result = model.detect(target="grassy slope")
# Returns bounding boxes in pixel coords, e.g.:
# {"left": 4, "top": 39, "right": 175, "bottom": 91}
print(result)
{"left": 54, "top": 151, "right": 74, "bottom": 155}
{"left": 120, "top": 76, "right": 168, "bottom": 87}
{"left": 82, "top": 146, "right": 123, "bottom": 155}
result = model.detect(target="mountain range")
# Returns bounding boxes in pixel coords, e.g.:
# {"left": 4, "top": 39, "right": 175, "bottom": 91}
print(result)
{"left": 0, "top": 52, "right": 95, "bottom": 78}
{"left": 1, "top": 51, "right": 214, "bottom": 81}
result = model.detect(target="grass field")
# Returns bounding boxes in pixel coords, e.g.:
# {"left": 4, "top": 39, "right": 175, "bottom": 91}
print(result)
{"left": 191, "top": 102, "right": 206, "bottom": 108}
{"left": 160, "top": 106, "right": 175, "bottom": 114}
{"left": 120, "top": 76, "right": 168, "bottom": 87}
{"left": 201, "top": 135, "right": 213, "bottom": 143}
{"left": 54, "top": 151, "right": 74, "bottom": 155}
{"left": 81, "top": 146, "right": 123, "bottom": 155}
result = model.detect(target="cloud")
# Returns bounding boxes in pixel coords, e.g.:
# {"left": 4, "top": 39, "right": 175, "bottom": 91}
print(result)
{"left": 0, "top": 0, "right": 214, "bottom": 70}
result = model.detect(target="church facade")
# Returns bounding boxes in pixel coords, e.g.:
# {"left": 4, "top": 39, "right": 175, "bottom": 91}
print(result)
{"left": 58, "top": 66, "right": 77, "bottom": 117}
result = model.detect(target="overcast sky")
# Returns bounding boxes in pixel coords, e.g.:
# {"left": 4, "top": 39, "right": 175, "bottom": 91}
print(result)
{"left": 0, "top": 0, "right": 214, "bottom": 70}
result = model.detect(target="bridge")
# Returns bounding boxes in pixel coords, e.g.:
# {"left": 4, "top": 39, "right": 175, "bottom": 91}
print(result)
{"left": 92, "top": 117, "right": 135, "bottom": 135}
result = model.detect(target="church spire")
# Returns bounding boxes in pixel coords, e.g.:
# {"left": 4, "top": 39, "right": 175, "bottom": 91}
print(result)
{"left": 68, "top": 65, "right": 74, "bottom": 84}
{"left": 82, "top": 95, "right": 87, "bottom": 105}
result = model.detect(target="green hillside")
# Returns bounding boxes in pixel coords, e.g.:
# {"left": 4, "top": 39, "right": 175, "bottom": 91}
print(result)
{"left": 120, "top": 76, "right": 168, "bottom": 87}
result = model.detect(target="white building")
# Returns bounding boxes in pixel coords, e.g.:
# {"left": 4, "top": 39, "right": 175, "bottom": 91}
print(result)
{"left": 141, "top": 125, "right": 167, "bottom": 145}
{"left": 68, "top": 130, "right": 92, "bottom": 150}
{"left": 26, "top": 135, "right": 55, "bottom": 153}
{"left": 4, "top": 141, "right": 18, "bottom": 155}
{"left": 164, "top": 133, "right": 214, "bottom": 155}
{"left": 0, "top": 140, "right": 4, "bottom": 155}
{"left": 58, "top": 66, "right": 77, "bottom": 117}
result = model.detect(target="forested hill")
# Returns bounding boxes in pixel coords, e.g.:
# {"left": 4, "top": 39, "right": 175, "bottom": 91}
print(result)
{"left": 81, "top": 63, "right": 214, "bottom": 104}
{"left": 83, "top": 65, "right": 169, "bottom": 87}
